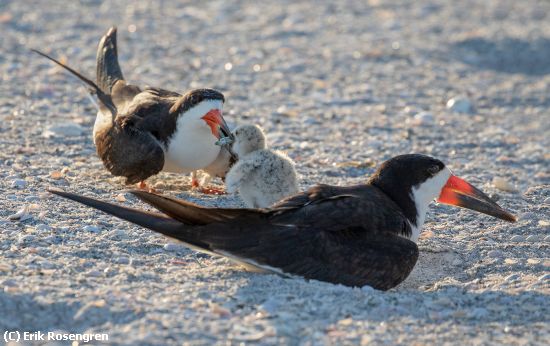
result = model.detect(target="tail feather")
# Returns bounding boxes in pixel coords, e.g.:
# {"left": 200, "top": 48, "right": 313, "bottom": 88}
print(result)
{"left": 96, "top": 26, "right": 124, "bottom": 95}
{"left": 47, "top": 188, "right": 212, "bottom": 250}
{"left": 130, "top": 190, "right": 263, "bottom": 225}
{"left": 32, "top": 49, "right": 116, "bottom": 115}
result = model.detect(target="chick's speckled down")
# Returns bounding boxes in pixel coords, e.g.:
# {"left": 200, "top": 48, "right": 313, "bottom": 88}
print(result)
{"left": 226, "top": 125, "right": 299, "bottom": 207}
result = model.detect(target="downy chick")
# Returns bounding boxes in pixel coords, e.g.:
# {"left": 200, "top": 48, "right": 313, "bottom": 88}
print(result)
{"left": 225, "top": 125, "right": 299, "bottom": 208}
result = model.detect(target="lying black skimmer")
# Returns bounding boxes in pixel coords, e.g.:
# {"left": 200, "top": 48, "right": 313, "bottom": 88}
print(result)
{"left": 49, "top": 154, "right": 516, "bottom": 290}
{"left": 33, "top": 27, "right": 234, "bottom": 193}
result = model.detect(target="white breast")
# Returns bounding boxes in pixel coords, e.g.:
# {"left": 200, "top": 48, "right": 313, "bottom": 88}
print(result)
{"left": 92, "top": 110, "right": 113, "bottom": 144}
{"left": 162, "top": 100, "right": 222, "bottom": 173}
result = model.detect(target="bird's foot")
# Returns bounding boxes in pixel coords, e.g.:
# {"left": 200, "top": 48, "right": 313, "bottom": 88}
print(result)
{"left": 137, "top": 181, "right": 157, "bottom": 193}
{"left": 198, "top": 186, "right": 226, "bottom": 195}
{"left": 191, "top": 177, "right": 225, "bottom": 195}
{"left": 191, "top": 177, "right": 200, "bottom": 188}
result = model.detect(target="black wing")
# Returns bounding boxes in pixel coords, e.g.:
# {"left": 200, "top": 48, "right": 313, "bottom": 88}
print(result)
{"left": 272, "top": 184, "right": 413, "bottom": 238}
{"left": 132, "top": 189, "right": 418, "bottom": 290}
{"left": 208, "top": 224, "right": 419, "bottom": 290}
{"left": 49, "top": 188, "right": 418, "bottom": 290}
{"left": 94, "top": 116, "right": 165, "bottom": 184}
{"left": 113, "top": 88, "right": 180, "bottom": 146}
{"left": 97, "top": 86, "right": 182, "bottom": 182}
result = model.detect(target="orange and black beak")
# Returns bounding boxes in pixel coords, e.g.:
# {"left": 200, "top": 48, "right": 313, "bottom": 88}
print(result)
{"left": 437, "top": 175, "right": 517, "bottom": 222}
{"left": 202, "top": 109, "right": 234, "bottom": 141}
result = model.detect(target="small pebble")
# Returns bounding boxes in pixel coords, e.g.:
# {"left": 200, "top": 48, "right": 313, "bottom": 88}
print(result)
{"left": 18, "top": 234, "right": 36, "bottom": 244}
{"left": 338, "top": 318, "right": 354, "bottom": 326}
{"left": 42, "top": 123, "right": 85, "bottom": 138}
{"left": 39, "top": 260, "right": 55, "bottom": 269}
{"left": 0, "top": 263, "right": 12, "bottom": 272}
{"left": 24, "top": 195, "right": 40, "bottom": 202}
{"left": 104, "top": 267, "right": 116, "bottom": 275}
{"left": 164, "top": 243, "right": 184, "bottom": 252}
{"left": 115, "top": 194, "right": 127, "bottom": 202}
{"left": 446, "top": 96, "right": 474, "bottom": 114}
{"left": 112, "top": 229, "right": 128, "bottom": 238}
{"left": 487, "top": 250, "right": 503, "bottom": 258}
{"left": 83, "top": 225, "right": 101, "bottom": 233}
{"left": 8, "top": 206, "right": 32, "bottom": 221}
{"left": 504, "top": 273, "right": 520, "bottom": 282}
{"left": 114, "top": 256, "right": 130, "bottom": 265}
{"left": 510, "top": 235, "right": 524, "bottom": 242}
{"left": 50, "top": 171, "right": 63, "bottom": 179}
{"left": 525, "top": 235, "right": 539, "bottom": 242}
{"left": 520, "top": 212, "right": 536, "bottom": 220}
{"left": 411, "top": 112, "right": 435, "bottom": 126}
{"left": 87, "top": 270, "right": 102, "bottom": 277}
{"left": 468, "top": 307, "right": 489, "bottom": 319}
{"left": 35, "top": 224, "right": 52, "bottom": 232}
{"left": 11, "top": 179, "right": 26, "bottom": 189}
{"left": 209, "top": 302, "right": 231, "bottom": 317}
{"left": 6, "top": 195, "right": 18, "bottom": 201}
{"left": 260, "top": 297, "right": 281, "bottom": 314}
{"left": 492, "top": 177, "right": 517, "bottom": 193}
{"left": 154, "top": 181, "right": 166, "bottom": 190}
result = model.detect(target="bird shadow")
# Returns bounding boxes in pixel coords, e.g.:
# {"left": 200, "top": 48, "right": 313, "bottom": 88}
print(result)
{"left": 397, "top": 248, "right": 464, "bottom": 290}
{"left": 219, "top": 244, "right": 547, "bottom": 342}
{"left": 228, "top": 270, "right": 548, "bottom": 343}
{"left": 448, "top": 36, "right": 550, "bottom": 75}
{"left": 0, "top": 290, "right": 143, "bottom": 333}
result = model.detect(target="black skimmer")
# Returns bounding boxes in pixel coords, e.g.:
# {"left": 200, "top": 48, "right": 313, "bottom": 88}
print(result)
{"left": 48, "top": 154, "right": 516, "bottom": 290}
{"left": 225, "top": 124, "right": 299, "bottom": 207}
{"left": 32, "top": 27, "right": 234, "bottom": 193}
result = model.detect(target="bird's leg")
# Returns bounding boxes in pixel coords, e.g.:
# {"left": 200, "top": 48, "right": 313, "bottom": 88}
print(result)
{"left": 191, "top": 171, "right": 200, "bottom": 188}
{"left": 191, "top": 171, "right": 226, "bottom": 195}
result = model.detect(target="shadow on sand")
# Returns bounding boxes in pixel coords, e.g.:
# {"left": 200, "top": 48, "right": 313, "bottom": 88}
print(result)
{"left": 0, "top": 290, "right": 143, "bottom": 333}
{"left": 449, "top": 37, "right": 550, "bottom": 75}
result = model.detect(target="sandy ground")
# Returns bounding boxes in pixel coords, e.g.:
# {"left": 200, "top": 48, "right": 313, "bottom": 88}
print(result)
{"left": 0, "top": 0, "right": 549, "bottom": 344}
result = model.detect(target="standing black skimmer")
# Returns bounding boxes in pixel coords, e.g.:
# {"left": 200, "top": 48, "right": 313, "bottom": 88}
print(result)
{"left": 32, "top": 27, "right": 234, "bottom": 193}
{"left": 48, "top": 154, "right": 516, "bottom": 290}
{"left": 225, "top": 124, "right": 299, "bottom": 207}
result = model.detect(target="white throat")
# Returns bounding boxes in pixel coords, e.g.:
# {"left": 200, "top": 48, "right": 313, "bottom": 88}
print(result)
{"left": 408, "top": 168, "right": 452, "bottom": 242}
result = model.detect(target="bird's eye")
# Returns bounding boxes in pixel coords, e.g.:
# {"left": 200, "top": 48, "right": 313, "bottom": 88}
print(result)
{"left": 428, "top": 165, "right": 440, "bottom": 175}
